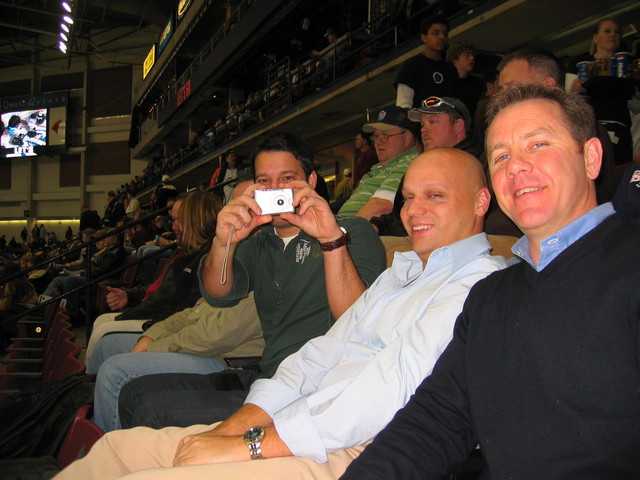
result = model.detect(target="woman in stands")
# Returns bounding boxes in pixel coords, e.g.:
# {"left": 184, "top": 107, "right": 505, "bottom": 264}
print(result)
{"left": 571, "top": 17, "right": 635, "bottom": 164}
{"left": 84, "top": 190, "right": 222, "bottom": 368}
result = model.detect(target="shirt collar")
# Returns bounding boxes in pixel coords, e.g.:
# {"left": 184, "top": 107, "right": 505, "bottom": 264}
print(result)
{"left": 512, "top": 202, "right": 615, "bottom": 271}
{"left": 394, "top": 232, "right": 492, "bottom": 279}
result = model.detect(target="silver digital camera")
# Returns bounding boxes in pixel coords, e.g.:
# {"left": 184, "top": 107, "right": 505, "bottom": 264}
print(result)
{"left": 254, "top": 188, "right": 294, "bottom": 215}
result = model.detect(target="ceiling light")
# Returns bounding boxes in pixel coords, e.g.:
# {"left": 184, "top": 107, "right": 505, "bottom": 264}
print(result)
{"left": 63, "top": 15, "right": 74, "bottom": 24}
{"left": 59, "top": 41, "right": 67, "bottom": 53}
{"left": 60, "top": 23, "right": 69, "bottom": 33}
{"left": 60, "top": 32, "right": 68, "bottom": 41}
{"left": 62, "top": 1, "right": 72, "bottom": 12}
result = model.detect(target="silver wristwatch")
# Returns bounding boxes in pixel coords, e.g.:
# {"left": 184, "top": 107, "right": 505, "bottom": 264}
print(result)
{"left": 243, "top": 426, "right": 265, "bottom": 460}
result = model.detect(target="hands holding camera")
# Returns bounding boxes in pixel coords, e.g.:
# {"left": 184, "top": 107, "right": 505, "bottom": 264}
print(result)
{"left": 213, "top": 180, "right": 341, "bottom": 246}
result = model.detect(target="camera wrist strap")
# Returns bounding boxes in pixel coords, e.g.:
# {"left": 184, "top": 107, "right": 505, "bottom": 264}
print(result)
{"left": 220, "top": 226, "right": 235, "bottom": 285}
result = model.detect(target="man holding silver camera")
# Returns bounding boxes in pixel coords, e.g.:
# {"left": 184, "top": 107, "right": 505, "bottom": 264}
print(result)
{"left": 114, "top": 132, "right": 386, "bottom": 430}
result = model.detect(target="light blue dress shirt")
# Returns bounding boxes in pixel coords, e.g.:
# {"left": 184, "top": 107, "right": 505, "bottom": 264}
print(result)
{"left": 244, "top": 233, "right": 507, "bottom": 463}
{"left": 512, "top": 203, "right": 615, "bottom": 271}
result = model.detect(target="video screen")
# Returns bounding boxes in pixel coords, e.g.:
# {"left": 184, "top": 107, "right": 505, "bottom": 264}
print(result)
{"left": 1, "top": 108, "right": 48, "bottom": 157}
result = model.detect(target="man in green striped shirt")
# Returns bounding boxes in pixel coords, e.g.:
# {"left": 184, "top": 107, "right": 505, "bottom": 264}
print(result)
{"left": 338, "top": 106, "right": 419, "bottom": 219}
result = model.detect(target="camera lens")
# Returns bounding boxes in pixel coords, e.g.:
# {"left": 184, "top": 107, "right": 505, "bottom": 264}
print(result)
{"left": 276, "top": 198, "right": 284, "bottom": 206}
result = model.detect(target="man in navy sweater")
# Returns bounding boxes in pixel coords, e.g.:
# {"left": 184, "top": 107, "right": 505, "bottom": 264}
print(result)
{"left": 342, "top": 84, "right": 640, "bottom": 479}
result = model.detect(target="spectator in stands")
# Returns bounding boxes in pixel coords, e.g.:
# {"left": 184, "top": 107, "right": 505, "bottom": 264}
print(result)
{"left": 136, "top": 198, "right": 179, "bottom": 284}
{"left": 55, "top": 147, "right": 506, "bottom": 480}
{"left": 126, "top": 210, "right": 153, "bottom": 250}
{"left": 341, "top": 82, "right": 640, "bottom": 480}
{"left": 0, "top": 261, "right": 38, "bottom": 353}
{"left": 80, "top": 203, "right": 101, "bottom": 231}
{"left": 370, "top": 96, "right": 481, "bottom": 237}
{"left": 125, "top": 190, "right": 140, "bottom": 216}
{"left": 569, "top": 17, "right": 634, "bottom": 165}
{"left": 89, "top": 179, "right": 262, "bottom": 432}
{"left": 31, "top": 223, "right": 40, "bottom": 243}
{"left": 334, "top": 168, "right": 353, "bottom": 201}
{"left": 395, "top": 15, "right": 459, "bottom": 108}
{"left": 497, "top": 48, "right": 616, "bottom": 205}
{"left": 338, "top": 106, "right": 419, "bottom": 219}
{"left": 113, "top": 132, "right": 385, "bottom": 431}
{"left": 84, "top": 191, "right": 222, "bottom": 366}
{"left": 473, "top": 69, "right": 500, "bottom": 143}
{"left": 64, "top": 226, "right": 73, "bottom": 243}
{"left": 446, "top": 39, "right": 482, "bottom": 118}
{"left": 18, "top": 251, "right": 50, "bottom": 293}
{"left": 411, "top": 96, "right": 481, "bottom": 156}
{"left": 102, "top": 191, "right": 126, "bottom": 227}
{"left": 8, "top": 237, "right": 18, "bottom": 251}
{"left": 0, "top": 234, "right": 5, "bottom": 253}
{"left": 156, "top": 175, "right": 179, "bottom": 210}
{"left": 353, "top": 131, "right": 378, "bottom": 188}
{"left": 211, "top": 150, "right": 240, "bottom": 204}
{"left": 310, "top": 27, "right": 348, "bottom": 86}
{"left": 57, "top": 228, "right": 95, "bottom": 268}
{"left": 41, "top": 228, "right": 126, "bottom": 319}
{"left": 20, "top": 227, "right": 28, "bottom": 244}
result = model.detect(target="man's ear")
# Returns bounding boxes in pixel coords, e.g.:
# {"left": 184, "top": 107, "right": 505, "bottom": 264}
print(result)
{"left": 475, "top": 187, "right": 491, "bottom": 217}
{"left": 541, "top": 76, "right": 557, "bottom": 88}
{"left": 307, "top": 170, "right": 318, "bottom": 189}
{"left": 454, "top": 118, "right": 466, "bottom": 136}
{"left": 583, "top": 137, "right": 603, "bottom": 181}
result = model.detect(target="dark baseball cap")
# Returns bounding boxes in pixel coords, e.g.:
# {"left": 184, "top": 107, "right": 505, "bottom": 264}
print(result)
{"left": 408, "top": 96, "right": 471, "bottom": 130}
{"left": 362, "top": 106, "right": 417, "bottom": 132}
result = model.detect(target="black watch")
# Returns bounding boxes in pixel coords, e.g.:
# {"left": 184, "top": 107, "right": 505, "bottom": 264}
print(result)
{"left": 319, "top": 227, "right": 351, "bottom": 252}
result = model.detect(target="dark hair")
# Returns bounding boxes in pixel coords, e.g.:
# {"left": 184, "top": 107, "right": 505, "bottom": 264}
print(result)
{"left": 482, "top": 69, "right": 499, "bottom": 86}
{"left": 420, "top": 14, "right": 449, "bottom": 35}
{"left": 250, "top": 133, "right": 314, "bottom": 178}
{"left": 497, "top": 48, "right": 563, "bottom": 86}
{"left": 446, "top": 39, "right": 475, "bottom": 63}
{"left": 485, "top": 84, "right": 597, "bottom": 152}
{"left": 356, "top": 131, "right": 373, "bottom": 147}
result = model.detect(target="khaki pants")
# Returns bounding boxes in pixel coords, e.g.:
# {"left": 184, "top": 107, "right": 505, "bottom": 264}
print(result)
{"left": 54, "top": 422, "right": 367, "bottom": 480}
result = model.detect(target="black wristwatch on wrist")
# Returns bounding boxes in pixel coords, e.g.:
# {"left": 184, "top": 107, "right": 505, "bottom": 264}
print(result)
{"left": 319, "top": 227, "right": 351, "bottom": 252}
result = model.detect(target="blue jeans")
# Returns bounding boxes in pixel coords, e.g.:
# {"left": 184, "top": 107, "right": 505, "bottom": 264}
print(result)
{"left": 43, "top": 274, "right": 87, "bottom": 316}
{"left": 91, "top": 333, "right": 225, "bottom": 432}
{"left": 118, "top": 369, "right": 260, "bottom": 430}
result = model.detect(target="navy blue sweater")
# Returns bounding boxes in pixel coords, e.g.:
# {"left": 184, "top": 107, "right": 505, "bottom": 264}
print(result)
{"left": 342, "top": 213, "right": 640, "bottom": 479}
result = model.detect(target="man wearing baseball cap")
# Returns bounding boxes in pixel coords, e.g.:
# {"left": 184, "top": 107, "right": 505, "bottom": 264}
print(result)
{"left": 408, "top": 95, "right": 481, "bottom": 156}
{"left": 370, "top": 96, "right": 482, "bottom": 237}
{"left": 338, "top": 105, "right": 418, "bottom": 219}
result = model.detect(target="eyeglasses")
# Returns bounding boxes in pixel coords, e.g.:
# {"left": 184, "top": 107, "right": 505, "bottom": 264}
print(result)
{"left": 371, "top": 131, "right": 406, "bottom": 144}
{"left": 421, "top": 96, "right": 460, "bottom": 114}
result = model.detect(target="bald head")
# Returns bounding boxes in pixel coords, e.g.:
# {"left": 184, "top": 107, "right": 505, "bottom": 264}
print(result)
{"left": 401, "top": 148, "right": 490, "bottom": 266}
